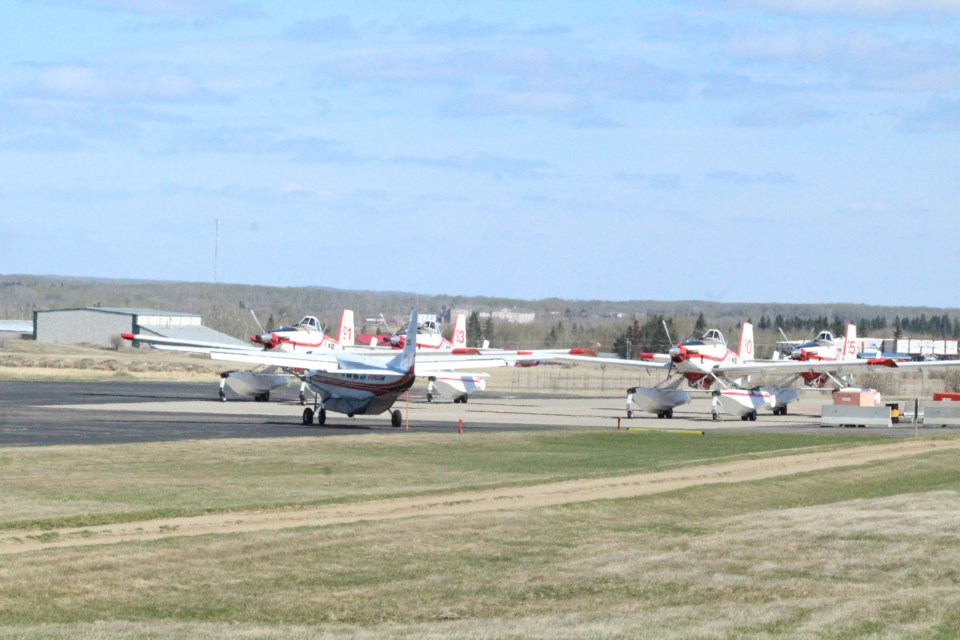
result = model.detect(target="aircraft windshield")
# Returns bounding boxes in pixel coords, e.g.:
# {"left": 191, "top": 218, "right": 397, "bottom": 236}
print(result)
{"left": 701, "top": 329, "right": 725, "bottom": 345}
{"left": 300, "top": 317, "right": 321, "bottom": 331}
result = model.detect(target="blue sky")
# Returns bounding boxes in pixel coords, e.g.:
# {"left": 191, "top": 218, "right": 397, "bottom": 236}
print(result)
{"left": 1, "top": 0, "right": 957, "bottom": 305}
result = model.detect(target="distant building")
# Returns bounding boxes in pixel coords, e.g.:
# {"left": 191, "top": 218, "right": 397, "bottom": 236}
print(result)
{"left": 33, "top": 307, "right": 245, "bottom": 348}
{"left": 478, "top": 308, "right": 536, "bottom": 325}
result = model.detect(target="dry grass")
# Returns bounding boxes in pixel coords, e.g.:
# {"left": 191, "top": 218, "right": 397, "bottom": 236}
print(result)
{"left": 1, "top": 433, "right": 960, "bottom": 638}
{"left": 0, "top": 339, "right": 223, "bottom": 382}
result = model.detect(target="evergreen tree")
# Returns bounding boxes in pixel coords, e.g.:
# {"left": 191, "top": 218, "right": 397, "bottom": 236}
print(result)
{"left": 483, "top": 316, "right": 495, "bottom": 344}
{"left": 466, "top": 312, "right": 482, "bottom": 348}
{"left": 693, "top": 313, "right": 707, "bottom": 334}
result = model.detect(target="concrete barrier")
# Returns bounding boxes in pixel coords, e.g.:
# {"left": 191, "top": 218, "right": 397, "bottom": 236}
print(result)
{"left": 920, "top": 402, "right": 960, "bottom": 427}
{"left": 820, "top": 405, "right": 893, "bottom": 428}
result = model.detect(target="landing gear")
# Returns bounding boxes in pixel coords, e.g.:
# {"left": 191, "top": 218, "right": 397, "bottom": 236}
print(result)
{"left": 453, "top": 395, "right": 468, "bottom": 404}
{"left": 302, "top": 406, "right": 327, "bottom": 425}
{"left": 655, "top": 409, "right": 674, "bottom": 419}
{"left": 740, "top": 411, "right": 758, "bottom": 421}
{"left": 426, "top": 392, "right": 433, "bottom": 403}
{"left": 254, "top": 391, "right": 270, "bottom": 402}
{"left": 626, "top": 410, "right": 633, "bottom": 419}
{"left": 219, "top": 389, "right": 226, "bottom": 402}
{"left": 772, "top": 406, "right": 788, "bottom": 416}
{"left": 391, "top": 409, "right": 403, "bottom": 428}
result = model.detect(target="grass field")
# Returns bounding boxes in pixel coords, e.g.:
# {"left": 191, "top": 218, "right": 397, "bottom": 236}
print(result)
{"left": 3, "top": 430, "right": 960, "bottom": 639}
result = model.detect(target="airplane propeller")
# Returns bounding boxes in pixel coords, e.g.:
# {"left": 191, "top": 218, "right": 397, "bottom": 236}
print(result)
{"left": 250, "top": 309, "right": 266, "bottom": 335}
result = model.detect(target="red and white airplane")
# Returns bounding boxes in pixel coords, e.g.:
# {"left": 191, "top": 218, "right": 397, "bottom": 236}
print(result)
{"left": 357, "top": 314, "right": 467, "bottom": 351}
{"left": 622, "top": 322, "right": 758, "bottom": 419}
{"left": 250, "top": 310, "right": 354, "bottom": 352}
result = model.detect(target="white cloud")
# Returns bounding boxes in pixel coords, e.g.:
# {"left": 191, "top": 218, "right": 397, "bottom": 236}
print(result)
{"left": 735, "top": 0, "right": 960, "bottom": 17}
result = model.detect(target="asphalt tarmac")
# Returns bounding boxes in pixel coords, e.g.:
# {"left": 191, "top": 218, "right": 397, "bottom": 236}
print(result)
{"left": 0, "top": 380, "right": 941, "bottom": 447}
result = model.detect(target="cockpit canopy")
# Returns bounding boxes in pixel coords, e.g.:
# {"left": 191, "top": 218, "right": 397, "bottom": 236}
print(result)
{"left": 798, "top": 331, "right": 834, "bottom": 348}
{"left": 297, "top": 316, "right": 322, "bottom": 332}
{"left": 683, "top": 329, "right": 725, "bottom": 347}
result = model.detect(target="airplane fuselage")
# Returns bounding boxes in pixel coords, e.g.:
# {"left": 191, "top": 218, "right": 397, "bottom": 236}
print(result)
{"left": 305, "top": 369, "right": 415, "bottom": 416}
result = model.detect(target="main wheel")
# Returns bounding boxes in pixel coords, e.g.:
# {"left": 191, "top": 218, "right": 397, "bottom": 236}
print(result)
{"left": 391, "top": 409, "right": 402, "bottom": 428}
{"left": 665, "top": 409, "right": 673, "bottom": 419}
{"left": 219, "top": 389, "right": 226, "bottom": 402}
{"left": 426, "top": 393, "right": 433, "bottom": 403}
{"left": 318, "top": 408, "right": 326, "bottom": 425}
{"left": 749, "top": 411, "right": 757, "bottom": 421}
{"left": 302, "top": 408, "right": 314, "bottom": 425}
{"left": 627, "top": 410, "right": 633, "bottom": 419}
{"left": 461, "top": 395, "right": 468, "bottom": 404}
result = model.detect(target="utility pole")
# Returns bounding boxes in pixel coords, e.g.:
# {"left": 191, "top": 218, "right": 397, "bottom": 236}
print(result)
{"left": 214, "top": 217, "right": 220, "bottom": 283}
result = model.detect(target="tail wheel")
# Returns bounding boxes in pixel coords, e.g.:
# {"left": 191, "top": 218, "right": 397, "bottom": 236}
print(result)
{"left": 302, "top": 408, "right": 314, "bottom": 425}
{"left": 391, "top": 409, "right": 403, "bottom": 428}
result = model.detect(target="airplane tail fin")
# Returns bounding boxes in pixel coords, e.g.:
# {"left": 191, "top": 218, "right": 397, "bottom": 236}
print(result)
{"left": 451, "top": 314, "right": 467, "bottom": 349}
{"left": 738, "top": 322, "right": 755, "bottom": 361}
{"left": 337, "top": 309, "right": 354, "bottom": 346}
{"left": 391, "top": 310, "right": 418, "bottom": 373}
{"left": 842, "top": 324, "right": 857, "bottom": 361}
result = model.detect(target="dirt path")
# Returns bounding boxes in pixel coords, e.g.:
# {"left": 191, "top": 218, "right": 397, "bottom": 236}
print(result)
{"left": 2, "top": 438, "right": 958, "bottom": 555}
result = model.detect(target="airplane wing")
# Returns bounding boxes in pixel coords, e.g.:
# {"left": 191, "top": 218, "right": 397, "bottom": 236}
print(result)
{"left": 209, "top": 349, "right": 340, "bottom": 371}
{"left": 414, "top": 348, "right": 609, "bottom": 372}
{"left": 121, "top": 332, "right": 259, "bottom": 354}
{"left": 123, "top": 332, "right": 341, "bottom": 370}
{"left": 538, "top": 352, "right": 673, "bottom": 371}
{"left": 712, "top": 357, "right": 902, "bottom": 378}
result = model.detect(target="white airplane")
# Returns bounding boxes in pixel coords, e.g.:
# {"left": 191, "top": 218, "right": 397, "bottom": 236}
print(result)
{"left": 297, "top": 311, "right": 421, "bottom": 427}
